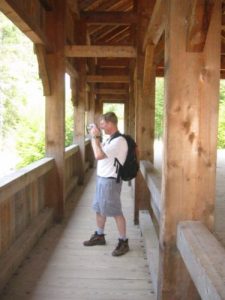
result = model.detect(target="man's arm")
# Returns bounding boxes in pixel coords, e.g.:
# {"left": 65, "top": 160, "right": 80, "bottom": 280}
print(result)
{"left": 91, "top": 137, "right": 107, "bottom": 160}
{"left": 90, "top": 126, "right": 106, "bottom": 160}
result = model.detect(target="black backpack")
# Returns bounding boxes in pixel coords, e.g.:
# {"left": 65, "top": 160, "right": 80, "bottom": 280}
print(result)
{"left": 110, "top": 132, "right": 139, "bottom": 182}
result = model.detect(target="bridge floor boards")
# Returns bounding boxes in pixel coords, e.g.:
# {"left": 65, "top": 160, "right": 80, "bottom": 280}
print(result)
{"left": 1, "top": 170, "right": 156, "bottom": 300}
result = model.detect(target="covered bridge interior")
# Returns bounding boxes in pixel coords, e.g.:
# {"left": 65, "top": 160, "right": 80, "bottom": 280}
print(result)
{"left": 0, "top": 0, "right": 225, "bottom": 299}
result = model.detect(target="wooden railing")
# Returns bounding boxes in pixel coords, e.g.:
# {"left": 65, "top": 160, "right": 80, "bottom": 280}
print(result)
{"left": 139, "top": 160, "right": 161, "bottom": 292}
{"left": 139, "top": 160, "right": 161, "bottom": 223}
{"left": 0, "top": 157, "right": 55, "bottom": 291}
{"left": 139, "top": 160, "right": 225, "bottom": 299}
{"left": 0, "top": 139, "right": 94, "bottom": 292}
{"left": 65, "top": 144, "right": 79, "bottom": 199}
{"left": 177, "top": 221, "right": 225, "bottom": 300}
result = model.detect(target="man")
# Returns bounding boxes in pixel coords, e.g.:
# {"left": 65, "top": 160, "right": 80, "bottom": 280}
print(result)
{"left": 83, "top": 112, "right": 129, "bottom": 256}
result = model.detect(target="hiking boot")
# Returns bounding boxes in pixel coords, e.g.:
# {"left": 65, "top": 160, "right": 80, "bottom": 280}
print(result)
{"left": 83, "top": 231, "right": 106, "bottom": 246}
{"left": 112, "top": 239, "right": 129, "bottom": 256}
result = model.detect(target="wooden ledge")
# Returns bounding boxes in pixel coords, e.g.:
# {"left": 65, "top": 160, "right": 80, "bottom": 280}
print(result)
{"left": 0, "top": 158, "right": 55, "bottom": 203}
{"left": 139, "top": 160, "right": 161, "bottom": 223}
{"left": 177, "top": 221, "right": 225, "bottom": 300}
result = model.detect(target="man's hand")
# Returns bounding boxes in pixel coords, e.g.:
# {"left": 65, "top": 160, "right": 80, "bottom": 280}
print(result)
{"left": 90, "top": 125, "right": 101, "bottom": 138}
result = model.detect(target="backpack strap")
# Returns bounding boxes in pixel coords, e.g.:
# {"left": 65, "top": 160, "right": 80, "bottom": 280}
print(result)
{"left": 108, "top": 131, "right": 123, "bottom": 183}
{"left": 108, "top": 131, "right": 122, "bottom": 143}
{"left": 114, "top": 158, "right": 122, "bottom": 183}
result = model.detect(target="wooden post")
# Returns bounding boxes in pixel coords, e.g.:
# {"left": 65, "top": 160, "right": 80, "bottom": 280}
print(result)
{"left": 124, "top": 101, "right": 129, "bottom": 134}
{"left": 158, "top": 1, "right": 221, "bottom": 299}
{"left": 94, "top": 96, "right": 102, "bottom": 123}
{"left": 74, "top": 20, "right": 87, "bottom": 184}
{"left": 128, "top": 60, "right": 136, "bottom": 138}
{"left": 87, "top": 59, "right": 96, "bottom": 125}
{"left": 45, "top": 0, "right": 66, "bottom": 220}
{"left": 134, "top": 0, "right": 156, "bottom": 224}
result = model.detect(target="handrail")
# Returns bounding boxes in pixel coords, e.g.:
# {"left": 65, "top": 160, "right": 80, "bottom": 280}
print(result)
{"left": 177, "top": 221, "right": 225, "bottom": 300}
{"left": 65, "top": 144, "right": 79, "bottom": 159}
{"left": 0, "top": 157, "right": 54, "bottom": 203}
{"left": 139, "top": 160, "right": 161, "bottom": 223}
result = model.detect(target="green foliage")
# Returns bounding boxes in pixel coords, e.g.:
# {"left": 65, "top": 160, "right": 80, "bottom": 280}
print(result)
{"left": 218, "top": 80, "right": 225, "bottom": 149}
{"left": 0, "top": 13, "right": 75, "bottom": 172}
{"left": 16, "top": 117, "right": 45, "bottom": 168}
{"left": 155, "top": 78, "right": 164, "bottom": 139}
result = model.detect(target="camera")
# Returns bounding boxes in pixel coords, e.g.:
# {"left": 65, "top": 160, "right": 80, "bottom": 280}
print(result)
{"left": 86, "top": 123, "right": 96, "bottom": 134}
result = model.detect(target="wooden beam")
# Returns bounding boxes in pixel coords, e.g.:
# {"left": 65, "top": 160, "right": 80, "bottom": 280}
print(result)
{"left": 94, "top": 88, "right": 128, "bottom": 95}
{"left": 65, "top": 59, "right": 78, "bottom": 79}
{"left": 143, "top": 0, "right": 166, "bottom": 51}
{"left": 143, "top": 44, "right": 155, "bottom": 95}
{"left": 34, "top": 44, "right": 51, "bottom": 96}
{"left": 95, "top": 69, "right": 128, "bottom": 76}
{"left": 0, "top": 0, "right": 50, "bottom": 47}
{"left": 100, "top": 99, "right": 128, "bottom": 104}
{"left": 64, "top": 45, "right": 136, "bottom": 58}
{"left": 186, "top": 0, "right": 215, "bottom": 52}
{"left": 67, "top": 0, "right": 79, "bottom": 16}
{"left": 154, "top": 34, "right": 164, "bottom": 66}
{"left": 221, "top": 55, "right": 225, "bottom": 70}
{"left": 98, "top": 94, "right": 128, "bottom": 101}
{"left": 80, "top": 11, "right": 137, "bottom": 24}
{"left": 86, "top": 75, "right": 129, "bottom": 83}
{"left": 97, "top": 58, "right": 130, "bottom": 67}
{"left": 39, "top": 0, "right": 53, "bottom": 11}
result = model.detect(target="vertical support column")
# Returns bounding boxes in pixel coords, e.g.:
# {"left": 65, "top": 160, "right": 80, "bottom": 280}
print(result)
{"left": 45, "top": 0, "right": 66, "bottom": 220}
{"left": 124, "top": 101, "right": 129, "bottom": 134}
{"left": 87, "top": 59, "right": 96, "bottom": 125}
{"left": 94, "top": 96, "right": 102, "bottom": 123}
{"left": 128, "top": 60, "right": 136, "bottom": 138}
{"left": 74, "top": 20, "right": 87, "bottom": 184}
{"left": 134, "top": 0, "right": 156, "bottom": 224}
{"left": 158, "top": 1, "right": 221, "bottom": 299}
{"left": 143, "top": 44, "right": 156, "bottom": 163}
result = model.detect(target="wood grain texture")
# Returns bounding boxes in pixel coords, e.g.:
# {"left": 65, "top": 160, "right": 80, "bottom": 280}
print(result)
{"left": 0, "top": 171, "right": 156, "bottom": 300}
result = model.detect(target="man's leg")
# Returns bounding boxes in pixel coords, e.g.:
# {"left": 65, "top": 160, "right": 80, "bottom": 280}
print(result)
{"left": 83, "top": 213, "right": 107, "bottom": 246}
{"left": 112, "top": 214, "right": 129, "bottom": 256}
{"left": 114, "top": 214, "right": 126, "bottom": 239}
{"left": 96, "top": 212, "right": 106, "bottom": 234}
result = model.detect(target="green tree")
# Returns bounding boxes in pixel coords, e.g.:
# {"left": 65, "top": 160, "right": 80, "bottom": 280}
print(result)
{"left": 0, "top": 13, "right": 75, "bottom": 171}
{"left": 155, "top": 78, "right": 164, "bottom": 139}
{"left": 218, "top": 80, "right": 225, "bottom": 148}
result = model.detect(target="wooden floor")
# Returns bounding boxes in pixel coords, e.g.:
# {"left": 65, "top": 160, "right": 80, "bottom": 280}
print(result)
{"left": 1, "top": 170, "right": 156, "bottom": 300}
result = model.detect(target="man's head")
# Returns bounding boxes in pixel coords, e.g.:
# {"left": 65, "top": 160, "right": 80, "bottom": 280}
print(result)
{"left": 99, "top": 112, "right": 118, "bottom": 135}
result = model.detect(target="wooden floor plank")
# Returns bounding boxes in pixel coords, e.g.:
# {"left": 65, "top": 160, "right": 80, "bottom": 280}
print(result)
{"left": 0, "top": 170, "right": 156, "bottom": 300}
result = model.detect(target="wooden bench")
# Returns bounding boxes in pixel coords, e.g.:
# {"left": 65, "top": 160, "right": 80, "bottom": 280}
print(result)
{"left": 177, "top": 221, "right": 225, "bottom": 300}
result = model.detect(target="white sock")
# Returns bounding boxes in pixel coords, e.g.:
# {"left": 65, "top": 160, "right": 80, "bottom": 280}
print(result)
{"left": 97, "top": 228, "right": 104, "bottom": 235}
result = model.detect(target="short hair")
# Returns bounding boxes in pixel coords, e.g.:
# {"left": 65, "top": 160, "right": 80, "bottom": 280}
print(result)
{"left": 100, "top": 112, "right": 118, "bottom": 125}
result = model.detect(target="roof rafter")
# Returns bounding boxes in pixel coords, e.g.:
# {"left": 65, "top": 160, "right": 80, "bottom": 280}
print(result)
{"left": 143, "top": 0, "right": 165, "bottom": 51}
{"left": 81, "top": 11, "right": 137, "bottom": 24}
{"left": 87, "top": 75, "right": 129, "bottom": 83}
{"left": 186, "top": 0, "right": 215, "bottom": 52}
{"left": 64, "top": 45, "right": 136, "bottom": 58}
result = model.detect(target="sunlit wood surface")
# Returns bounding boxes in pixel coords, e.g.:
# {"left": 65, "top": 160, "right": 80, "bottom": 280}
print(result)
{"left": 1, "top": 170, "right": 156, "bottom": 300}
